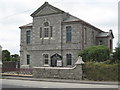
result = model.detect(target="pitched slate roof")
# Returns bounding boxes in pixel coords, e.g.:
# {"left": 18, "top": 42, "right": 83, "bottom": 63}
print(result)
{"left": 63, "top": 14, "right": 103, "bottom": 32}
{"left": 63, "top": 14, "right": 80, "bottom": 22}
{"left": 97, "top": 30, "right": 114, "bottom": 38}
{"left": 97, "top": 32, "right": 109, "bottom": 37}
{"left": 19, "top": 23, "right": 32, "bottom": 28}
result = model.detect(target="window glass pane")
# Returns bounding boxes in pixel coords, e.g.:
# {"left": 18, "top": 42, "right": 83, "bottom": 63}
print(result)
{"left": 99, "top": 40, "right": 102, "bottom": 45}
{"left": 50, "top": 26, "right": 53, "bottom": 37}
{"left": 92, "top": 31, "right": 94, "bottom": 42}
{"left": 27, "top": 55, "right": 30, "bottom": 65}
{"left": 84, "top": 28, "right": 87, "bottom": 44}
{"left": 26, "top": 30, "right": 30, "bottom": 44}
{"left": 44, "top": 22, "right": 49, "bottom": 27}
{"left": 66, "top": 54, "right": 72, "bottom": 65}
{"left": 44, "top": 28, "right": 49, "bottom": 37}
{"left": 45, "top": 59, "right": 48, "bottom": 64}
{"left": 40, "top": 27, "right": 42, "bottom": 38}
{"left": 45, "top": 54, "right": 48, "bottom": 58}
{"left": 43, "top": 54, "right": 49, "bottom": 64}
{"left": 66, "top": 26, "right": 72, "bottom": 42}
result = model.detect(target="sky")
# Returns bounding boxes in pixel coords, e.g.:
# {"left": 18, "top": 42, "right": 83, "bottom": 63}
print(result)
{"left": 0, "top": 0, "right": 119, "bottom": 54}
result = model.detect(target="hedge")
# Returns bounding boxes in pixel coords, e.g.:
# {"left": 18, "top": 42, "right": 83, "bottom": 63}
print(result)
{"left": 83, "top": 62, "right": 119, "bottom": 81}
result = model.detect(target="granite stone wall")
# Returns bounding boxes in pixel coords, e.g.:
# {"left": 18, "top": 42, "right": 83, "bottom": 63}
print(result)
{"left": 33, "top": 64, "right": 83, "bottom": 80}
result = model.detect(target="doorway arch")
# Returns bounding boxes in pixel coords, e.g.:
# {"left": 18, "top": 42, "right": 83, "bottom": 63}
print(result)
{"left": 50, "top": 53, "right": 62, "bottom": 67}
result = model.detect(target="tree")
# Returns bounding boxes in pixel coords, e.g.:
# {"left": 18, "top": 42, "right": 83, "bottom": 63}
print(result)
{"left": 79, "top": 45, "right": 110, "bottom": 62}
{"left": 112, "top": 47, "right": 120, "bottom": 62}
{"left": 11, "top": 54, "right": 20, "bottom": 61}
{"left": 2, "top": 50, "right": 10, "bottom": 61}
{"left": 117, "top": 42, "right": 120, "bottom": 48}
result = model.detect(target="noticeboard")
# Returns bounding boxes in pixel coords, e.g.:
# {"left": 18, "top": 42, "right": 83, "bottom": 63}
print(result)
{"left": 57, "top": 60, "right": 62, "bottom": 67}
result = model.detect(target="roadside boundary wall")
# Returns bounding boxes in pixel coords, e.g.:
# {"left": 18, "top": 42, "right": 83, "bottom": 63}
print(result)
{"left": 33, "top": 56, "right": 84, "bottom": 80}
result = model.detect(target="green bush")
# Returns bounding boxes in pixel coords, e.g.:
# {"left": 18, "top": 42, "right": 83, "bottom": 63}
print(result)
{"left": 83, "top": 62, "right": 119, "bottom": 81}
{"left": 79, "top": 45, "right": 110, "bottom": 62}
{"left": 103, "top": 60, "right": 113, "bottom": 64}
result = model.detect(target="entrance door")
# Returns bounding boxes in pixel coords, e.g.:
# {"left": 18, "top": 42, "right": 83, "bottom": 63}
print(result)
{"left": 51, "top": 53, "right": 62, "bottom": 67}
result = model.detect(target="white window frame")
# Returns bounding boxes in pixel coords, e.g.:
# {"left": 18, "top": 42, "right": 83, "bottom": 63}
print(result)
{"left": 42, "top": 53, "right": 50, "bottom": 66}
{"left": 41, "top": 21, "right": 53, "bottom": 39}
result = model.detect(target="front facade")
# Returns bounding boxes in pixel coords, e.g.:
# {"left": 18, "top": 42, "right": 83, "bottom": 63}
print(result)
{"left": 19, "top": 2, "right": 114, "bottom": 68}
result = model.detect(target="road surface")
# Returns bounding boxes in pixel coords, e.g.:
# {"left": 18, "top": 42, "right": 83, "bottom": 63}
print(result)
{"left": 1, "top": 79, "right": 118, "bottom": 88}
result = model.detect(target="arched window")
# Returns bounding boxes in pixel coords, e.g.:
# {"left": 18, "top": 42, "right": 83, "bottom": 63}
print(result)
{"left": 43, "top": 54, "right": 49, "bottom": 64}
{"left": 44, "top": 22, "right": 49, "bottom": 38}
{"left": 41, "top": 21, "right": 52, "bottom": 38}
{"left": 44, "top": 22, "right": 49, "bottom": 27}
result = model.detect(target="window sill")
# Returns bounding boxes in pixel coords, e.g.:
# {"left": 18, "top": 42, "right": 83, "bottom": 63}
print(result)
{"left": 43, "top": 64, "right": 49, "bottom": 67}
{"left": 40, "top": 37, "right": 53, "bottom": 39}
{"left": 26, "top": 43, "right": 31, "bottom": 45}
{"left": 44, "top": 37, "right": 49, "bottom": 39}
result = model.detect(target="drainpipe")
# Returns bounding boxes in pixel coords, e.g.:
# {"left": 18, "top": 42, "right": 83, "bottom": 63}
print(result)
{"left": 61, "top": 22, "right": 63, "bottom": 64}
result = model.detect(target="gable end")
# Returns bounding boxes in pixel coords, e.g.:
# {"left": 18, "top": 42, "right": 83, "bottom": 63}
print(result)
{"left": 31, "top": 2, "right": 65, "bottom": 17}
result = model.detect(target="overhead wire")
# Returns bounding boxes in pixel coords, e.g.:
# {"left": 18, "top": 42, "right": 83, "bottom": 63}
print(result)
{"left": 0, "top": 0, "right": 63, "bottom": 21}
{"left": 0, "top": 8, "right": 36, "bottom": 21}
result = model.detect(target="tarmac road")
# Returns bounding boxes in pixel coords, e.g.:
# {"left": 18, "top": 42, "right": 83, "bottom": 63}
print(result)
{"left": 2, "top": 79, "right": 118, "bottom": 89}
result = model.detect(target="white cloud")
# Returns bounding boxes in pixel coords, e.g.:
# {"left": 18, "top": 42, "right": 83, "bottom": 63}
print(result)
{"left": 0, "top": 0, "right": 119, "bottom": 54}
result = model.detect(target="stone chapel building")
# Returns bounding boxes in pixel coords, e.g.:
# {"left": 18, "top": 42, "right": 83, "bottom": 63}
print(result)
{"left": 19, "top": 2, "right": 114, "bottom": 68}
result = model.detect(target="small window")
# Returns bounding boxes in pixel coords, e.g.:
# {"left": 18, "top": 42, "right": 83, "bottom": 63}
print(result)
{"left": 99, "top": 40, "right": 102, "bottom": 45}
{"left": 66, "top": 26, "right": 72, "bottom": 42}
{"left": 43, "top": 54, "right": 49, "bottom": 64}
{"left": 66, "top": 54, "right": 72, "bottom": 65}
{"left": 26, "top": 30, "right": 31, "bottom": 44}
{"left": 40, "top": 27, "right": 42, "bottom": 38}
{"left": 27, "top": 55, "right": 30, "bottom": 65}
{"left": 50, "top": 26, "right": 53, "bottom": 37}
{"left": 92, "top": 31, "right": 94, "bottom": 43}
